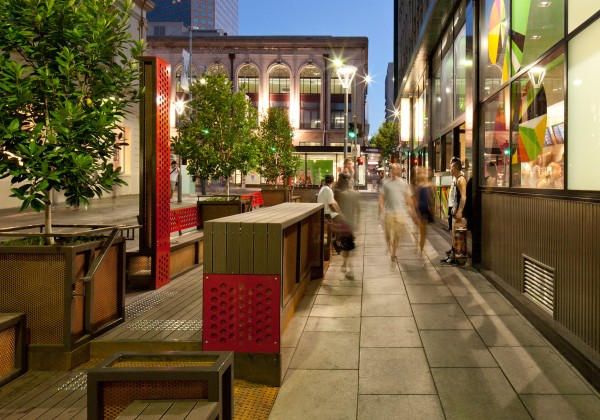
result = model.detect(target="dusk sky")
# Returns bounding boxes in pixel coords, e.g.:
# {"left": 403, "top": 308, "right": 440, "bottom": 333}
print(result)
{"left": 238, "top": 0, "right": 394, "bottom": 136}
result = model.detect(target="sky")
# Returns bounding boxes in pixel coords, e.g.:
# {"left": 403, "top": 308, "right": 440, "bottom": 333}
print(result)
{"left": 238, "top": 0, "right": 393, "bottom": 136}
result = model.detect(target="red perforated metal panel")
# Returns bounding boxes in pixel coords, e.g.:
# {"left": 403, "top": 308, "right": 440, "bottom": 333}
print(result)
{"left": 170, "top": 206, "right": 199, "bottom": 233}
{"left": 203, "top": 274, "right": 280, "bottom": 353}
{"left": 154, "top": 57, "right": 171, "bottom": 289}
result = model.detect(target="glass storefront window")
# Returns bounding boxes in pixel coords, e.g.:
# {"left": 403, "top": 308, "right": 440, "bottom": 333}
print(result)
{"left": 481, "top": 0, "right": 509, "bottom": 99}
{"left": 568, "top": 0, "right": 600, "bottom": 33}
{"left": 481, "top": 88, "right": 509, "bottom": 187}
{"left": 511, "top": 50, "right": 564, "bottom": 189}
{"left": 432, "top": 51, "right": 442, "bottom": 135}
{"left": 455, "top": 23, "right": 467, "bottom": 117}
{"left": 511, "top": 0, "right": 564, "bottom": 74}
{"left": 441, "top": 47, "right": 454, "bottom": 127}
{"left": 568, "top": 19, "right": 600, "bottom": 190}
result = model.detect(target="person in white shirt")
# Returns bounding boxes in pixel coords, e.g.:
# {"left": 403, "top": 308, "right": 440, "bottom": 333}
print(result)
{"left": 378, "top": 163, "right": 410, "bottom": 261}
{"left": 170, "top": 160, "right": 180, "bottom": 200}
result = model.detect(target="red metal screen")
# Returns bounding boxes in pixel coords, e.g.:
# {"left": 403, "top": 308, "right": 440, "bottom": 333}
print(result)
{"left": 170, "top": 206, "right": 199, "bottom": 234}
{"left": 203, "top": 274, "right": 280, "bottom": 353}
{"left": 154, "top": 57, "right": 171, "bottom": 289}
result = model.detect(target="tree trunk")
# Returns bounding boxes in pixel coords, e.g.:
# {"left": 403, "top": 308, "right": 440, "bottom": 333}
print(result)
{"left": 225, "top": 177, "right": 230, "bottom": 196}
{"left": 44, "top": 191, "right": 55, "bottom": 245}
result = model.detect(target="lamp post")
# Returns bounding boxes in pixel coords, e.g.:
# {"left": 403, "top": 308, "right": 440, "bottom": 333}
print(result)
{"left": 336, "top": 65, "right": 357, "bottom": 160}
{"left": 176, "top": 25, "right": 200, "bottom": 203}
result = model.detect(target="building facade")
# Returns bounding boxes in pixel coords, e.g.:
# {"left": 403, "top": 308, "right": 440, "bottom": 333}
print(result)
{"left": 148, "top": 0, "right": 238, "bottom": 35}
{"left": 394, "top": 0, "right": 600, "bottom": 388}
{"left": 146, "top": 35, "right": 369, "bottom": 188}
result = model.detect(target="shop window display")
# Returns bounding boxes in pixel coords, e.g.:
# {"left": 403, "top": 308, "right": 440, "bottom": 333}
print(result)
{"left": 511, "top": 0, "right": 564, "bottom": 75}
{"left": 481, "top": 88, "right": 509, "bottom": 187}
{"left": 480, "top": 0, "right": 509, "bottom": 99}
{"left": 510, "top": 50, "right": 564, "bottom": 189}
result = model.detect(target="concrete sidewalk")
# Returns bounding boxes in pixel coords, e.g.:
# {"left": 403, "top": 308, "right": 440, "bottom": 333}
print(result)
{"left": 269, "top": 197, "right": 600, "bottom": 419}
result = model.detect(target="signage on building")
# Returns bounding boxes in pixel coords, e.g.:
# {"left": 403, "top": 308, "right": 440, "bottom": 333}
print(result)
{"left": 364, "top": 147, "right": 381, "bottom": 154}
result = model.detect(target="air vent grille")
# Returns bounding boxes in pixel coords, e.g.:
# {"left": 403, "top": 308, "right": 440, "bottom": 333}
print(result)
{"left": 523, "top": 255, "right": 554, "bottom": 316}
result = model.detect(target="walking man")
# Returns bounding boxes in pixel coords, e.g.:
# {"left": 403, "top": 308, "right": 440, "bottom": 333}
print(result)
{"left": 378, "top": 163, "right": 410, "bottom": 261}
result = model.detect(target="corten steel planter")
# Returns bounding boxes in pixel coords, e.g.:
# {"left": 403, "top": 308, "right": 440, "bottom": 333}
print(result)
{"left": 292, "top": 185, "right": 321, "bottom": 203}
{"left": 0, "top": 225, "right": 128, "bottom": 370}
{"left": 197, "top": 196, "right": 246, "bottom": 228}
{"left": 260, "top": 186, "right": 293, "bottom": 206}
{"left": 0, "top": 313, "right": 26, "bottom": 387}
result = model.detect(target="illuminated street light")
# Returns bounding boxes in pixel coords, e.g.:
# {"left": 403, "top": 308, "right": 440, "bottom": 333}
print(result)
{"left": 336, "top": 64, "right": 357, "bottom": 159}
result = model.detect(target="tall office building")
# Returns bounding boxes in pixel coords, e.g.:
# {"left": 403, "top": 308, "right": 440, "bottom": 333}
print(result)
{"left": 148, "top": 0, "right": 238, "bottom": 35}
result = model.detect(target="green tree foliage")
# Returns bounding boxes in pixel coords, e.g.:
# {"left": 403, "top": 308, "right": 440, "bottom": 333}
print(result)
{"left": 257, "top": 108, "right": 300, "bottom": 184}
{"left": 0, "top": 0, "right": 143, "bottom": 236}
{"left": 174, "top": 74, "right": 259, "bottom": 195}
{"left": 371, "top": 120, "right": 399, "bottom": 162}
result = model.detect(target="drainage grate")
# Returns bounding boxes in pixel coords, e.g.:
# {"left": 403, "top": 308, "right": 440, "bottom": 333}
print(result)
{"left": 126, "top": 319, "right": 203, "bottom": 331}
{"left": 125, "top": 291, "right": 178, "bottom": 319}
{"left": 523, "top": 255, "right": 554, "bottom": 316}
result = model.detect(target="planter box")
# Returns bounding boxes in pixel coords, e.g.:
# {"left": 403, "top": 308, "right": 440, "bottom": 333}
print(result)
{"left": 197, "top": 198, "right": 245, "bottom": 228}
{"left": 0, "top": 234, "right": 126, "bottom": 370}
{"left": 292, "top": 186, "right": 321, "bottom": 203}
{"left": 0, "top": 313, "right": 26, "bottom": 387}
{"left": 260, "top": 187, "right": 292, "bottom": 206}
{"left": 87, "top": 351, "right": 233, "bottom": 420}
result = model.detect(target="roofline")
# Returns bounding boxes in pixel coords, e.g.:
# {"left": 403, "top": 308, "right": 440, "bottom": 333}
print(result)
{"left": 146, "top": 35, "right": 369, "bottom": 50}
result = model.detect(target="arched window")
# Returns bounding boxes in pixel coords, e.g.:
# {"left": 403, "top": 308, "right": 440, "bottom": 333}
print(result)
{"left": 269, "top": 64, "right": 290, "bottom": 109}
{"left": 300, "top": 65, "right": 321, "bottom": 129}
{"left": 238, "top": 64, "right": 259, "bottom": 109}
{"left": 207, "top": 63, "right": 227, "bottom": 76}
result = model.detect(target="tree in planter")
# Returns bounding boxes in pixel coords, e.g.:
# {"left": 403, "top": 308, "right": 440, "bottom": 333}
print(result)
{"left": 371, "top": 120, "right": 400, "bottom": 165}
{"left": 0, "top": 0, "right": 143, "bottom": 242}
{"left": 257, "top": 108, "right": 301, "bottom": 185}
{"left": 174, "top": 74, "right": 259, "bottom": 196}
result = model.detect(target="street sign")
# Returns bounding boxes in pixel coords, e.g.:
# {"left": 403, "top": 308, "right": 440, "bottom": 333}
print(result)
{"left": 364, "top": 147, "right": 381, "bottom": 154}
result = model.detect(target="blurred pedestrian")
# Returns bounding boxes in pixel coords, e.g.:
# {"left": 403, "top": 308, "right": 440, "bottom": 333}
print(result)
{"left": 335, "top": 172, "right": 359, "bottom": 277}
{"left": 378, "top": 163, "right": 410, "bottom": 262}
{"left": 414, "top": 167, "right": 434, "bottom": 260}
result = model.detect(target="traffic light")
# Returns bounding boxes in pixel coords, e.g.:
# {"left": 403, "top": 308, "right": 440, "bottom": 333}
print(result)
{"left": 348, "top": 123, "right": 356, "bottom": 139}
{"left": 357, "top": 156, "right": 364, "bottom": 165}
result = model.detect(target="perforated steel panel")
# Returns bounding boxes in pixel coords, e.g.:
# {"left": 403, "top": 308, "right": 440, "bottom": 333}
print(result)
{"left": 72, "top": 253, "right": 86, "bottom": 340}
{"left": 0, "top": 326, "right": 16, "bottom": 378}
{"left": 0, "top": 253, "right": 65, "bottom": 344}
{"left": 170, "top": 206, "right": 199, "bottom": 233}
{"left": 203, "top": 274, "right": 280, "bottom": 353}
{"left": 154, "top": 57, "right": 171, "bottom": 289}
{"left": 101, "top": 380, "right": 209, "bottom": 420}
{"left": 139, "top": 56, "right": 171, "bottom": 290}
{"left": 92, "top": 246, "right": 120, "bottom": 328}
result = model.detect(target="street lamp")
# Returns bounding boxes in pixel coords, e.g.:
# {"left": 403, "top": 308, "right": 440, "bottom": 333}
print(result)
{"left": 174, "top": 25, "right": 200, "bottom": 203}
{"left": 336, "top": 64, "right": 357, "bottom": 159}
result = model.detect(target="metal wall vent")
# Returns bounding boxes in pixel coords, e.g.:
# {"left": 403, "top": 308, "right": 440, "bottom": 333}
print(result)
{"left": 523, "top": 255, "right": 555, "bottom": 316}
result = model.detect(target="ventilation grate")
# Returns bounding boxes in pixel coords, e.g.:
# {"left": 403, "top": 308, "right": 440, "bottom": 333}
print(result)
{"left": 523, "top": 255, "right": 555, "bottom": 316}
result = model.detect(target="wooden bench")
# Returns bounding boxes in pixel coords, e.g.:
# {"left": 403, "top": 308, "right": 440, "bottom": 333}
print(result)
{"left": 0, "top": 313, "right": 26, "bottom": 387}
{"left": 116, "top": 399, "right": 218, "bottom": 419}
{"left": 203, "top": 203, "right": 325, "bottom": 386}
{"left": 87, "top": 351, "right": 233, "bottom": 420}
